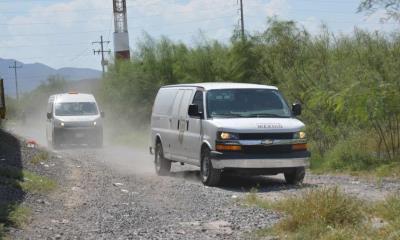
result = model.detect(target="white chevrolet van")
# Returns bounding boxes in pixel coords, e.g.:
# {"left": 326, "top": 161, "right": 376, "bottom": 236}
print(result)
{"left": 46, "top": 93, "right": 104, "bottom": 149}
{"left": 150, "top": 83, "right": 310, "bottom": 186}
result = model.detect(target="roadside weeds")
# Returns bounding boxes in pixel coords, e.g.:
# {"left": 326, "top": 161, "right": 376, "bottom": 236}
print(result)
{"left": 0, "top": 167, "right": 56, "bottom": 239}
{"left": 243, "top": 187, "right": 400, "bottom": 240}
{"left": 0, "top": 131, "right": 57, "bottom": 239}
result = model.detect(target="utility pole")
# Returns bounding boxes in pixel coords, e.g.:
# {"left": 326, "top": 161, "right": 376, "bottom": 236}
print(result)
{"left": 9, "top": 61, "right": 22, "bottom": 102}
{"left": 92, "top": 35, "right": 111, "bottom": 74}
{"left": 239, "top": 0, "right": 245, "bottom": 40}
{"left": 113, "top": 0, "right": 131, "bottom": 60}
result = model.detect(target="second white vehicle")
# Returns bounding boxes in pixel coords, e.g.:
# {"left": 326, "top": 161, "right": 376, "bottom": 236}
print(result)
{"left": 46, "top": 93, "right": 104, "bottom": 149}
{"left": 150, "top": 83, "right": 310, "bottom": 186}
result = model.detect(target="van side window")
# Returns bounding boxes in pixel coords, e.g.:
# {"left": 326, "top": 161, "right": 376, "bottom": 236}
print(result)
{"left": 192, "top": 91, "right": 204, "bottom": 113}
{"left": 153, "top": 89, "right": 178, "bottom": 115}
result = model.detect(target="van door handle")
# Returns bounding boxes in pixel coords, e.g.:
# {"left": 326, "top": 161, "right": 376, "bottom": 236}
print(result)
{"left": 177, "top": 120, "right": 180, "bottom": 130}
{"left": 186, "top": 120, "right": 189, "bottom": 130}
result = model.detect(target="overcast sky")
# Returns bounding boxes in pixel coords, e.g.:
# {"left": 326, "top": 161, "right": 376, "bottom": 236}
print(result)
{"left": 0, "top": 0, "right": 398, "bottom": 71}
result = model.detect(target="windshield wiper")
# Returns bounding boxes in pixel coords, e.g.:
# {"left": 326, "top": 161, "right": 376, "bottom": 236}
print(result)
{"left": 211, "top": 113, "right": 244, "bottom": 118}
{"left": 244, "top": 113, "right": 288, "bottom": 118}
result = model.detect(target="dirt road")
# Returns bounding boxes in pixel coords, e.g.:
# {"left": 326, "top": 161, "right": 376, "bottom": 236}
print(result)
{"left": 5, "top": 124, "right": 400, "bottom": 239}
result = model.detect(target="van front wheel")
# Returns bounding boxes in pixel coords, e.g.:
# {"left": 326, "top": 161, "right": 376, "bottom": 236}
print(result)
{"left": 155, "top": 142, "right": 171, "bottom": 176}
{"left": 284, "top": 167, "right": 305, "bottom": 185}
{"left": 200, "top": 148, "right": 221, "bottom": 186}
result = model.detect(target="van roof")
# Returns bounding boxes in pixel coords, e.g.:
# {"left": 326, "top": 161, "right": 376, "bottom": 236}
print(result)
{"left": 51, "top": 93, "right": 96, "bottom": 103}
{"left": 162, "top": 82, "right": 278, "bottom": 90}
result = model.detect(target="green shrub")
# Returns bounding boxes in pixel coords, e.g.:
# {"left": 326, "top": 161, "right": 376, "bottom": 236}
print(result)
{"left": 0, "top": 166, "right": 56, "bottom": 194}
{"left": 320, "top": 132, "right": 381, "bottom": 171}
{"left": 375, "top": 194, "right": 400, "bottom": 226}
{"left": 0, "top": 204, "right": 31, "bottom": 228}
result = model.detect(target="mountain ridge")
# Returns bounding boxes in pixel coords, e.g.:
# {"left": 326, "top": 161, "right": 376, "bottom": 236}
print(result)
{"left": 0, "top": 58, "right": 102, "bottom": 96}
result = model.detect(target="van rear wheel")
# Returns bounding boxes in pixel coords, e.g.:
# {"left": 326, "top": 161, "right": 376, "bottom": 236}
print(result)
{"left": 284, "top": 167, "right": 305, "bottom": 185}
{"left": 200, "top": 148, "right": 221, "bottom": 186}
{"left": 95, "top": 135, "right": 103, "bottom": 148}
{"left": 155, "top": 142, "right": 171, "bottom": 176}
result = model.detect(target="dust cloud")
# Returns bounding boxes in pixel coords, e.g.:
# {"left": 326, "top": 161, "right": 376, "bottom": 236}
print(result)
{"left": 4, "top": 76, "right": 203, "bottom": 178}
{"left": 6, "top": 102, "right": 157, "bottom": 176}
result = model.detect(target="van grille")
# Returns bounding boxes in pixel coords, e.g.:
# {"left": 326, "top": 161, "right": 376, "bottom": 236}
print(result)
{"left": 242, "top": 145, "right": 293, "bottom": 154}
{"left": 64, "top": 121, "right": 93, "bottom": 128}
{"left": 238, "top": 132, "right": 293, "bottom": 140}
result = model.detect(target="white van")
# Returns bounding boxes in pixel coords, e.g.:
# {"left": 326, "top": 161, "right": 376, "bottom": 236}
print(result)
{"left": 150, "top": 83, "right": 310, "bottom": 186}
{"left": 46, "top": 93, "right": 104, "bottom": 149}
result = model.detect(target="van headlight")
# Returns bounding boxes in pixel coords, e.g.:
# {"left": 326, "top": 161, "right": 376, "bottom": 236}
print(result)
{"left": 93, "top": 121, "right": 97, "bottom": 126}
{"left": 60, "top": 122, "right": 65, "bottom": 127}
{"left": 218, "top": 132, "right": 239, "bottom": 140}
{"left": 294, "top": 131, "right": 306, "bottom": 139}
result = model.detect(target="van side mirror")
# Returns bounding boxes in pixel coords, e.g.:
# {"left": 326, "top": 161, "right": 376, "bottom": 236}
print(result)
{"left": 188, "top": 104, "right": 203, "bottom": 118}
{"left": 46, "top": 112, "right": 52, "bottom": 120}
{"left": 292, "top": 103, "right": 302, "bottom": 116}
{"left": 101, "top": 111, "right": 105, "bottom": 118}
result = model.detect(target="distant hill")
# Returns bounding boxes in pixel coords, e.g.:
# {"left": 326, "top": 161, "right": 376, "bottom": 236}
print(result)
{"left": 0, "top": 58, "right": 102, "bottom": 96}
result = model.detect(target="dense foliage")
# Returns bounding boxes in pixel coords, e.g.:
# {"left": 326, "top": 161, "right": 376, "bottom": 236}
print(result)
{"left": 102, "top": 19, "right": 400, "bottom": 172}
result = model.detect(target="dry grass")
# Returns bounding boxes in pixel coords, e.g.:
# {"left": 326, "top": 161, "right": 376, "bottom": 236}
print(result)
{"left": 0, "top": 204, "right": 31, "bottom": 238}
{"left": 0, "top": 165, "right": 55, "bottom": 239}
{"left": 246, "top": 187, "right": 400, "bottom": 240}
{"left": 30, "top": 151, "right": 49, "bottom": 165}
{"left": 243, "top": 187, "right": 273, "bottom": 210}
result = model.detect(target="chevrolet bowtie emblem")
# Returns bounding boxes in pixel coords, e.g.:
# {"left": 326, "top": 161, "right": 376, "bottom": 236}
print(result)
{"left": 262, "top": 139, "right": 274, "bottom": 145}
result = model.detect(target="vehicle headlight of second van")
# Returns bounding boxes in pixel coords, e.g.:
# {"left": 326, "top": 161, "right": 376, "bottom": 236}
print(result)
{"left": 55, "top": 119, "right": 102, "bottom": 128}
{"left": 53, "top": 119, "right": 65, "bottom": 128}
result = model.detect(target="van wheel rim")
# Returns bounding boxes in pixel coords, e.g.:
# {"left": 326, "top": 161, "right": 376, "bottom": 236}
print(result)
{"left": 202, "top": 154, "right": 209, "bottom": 181}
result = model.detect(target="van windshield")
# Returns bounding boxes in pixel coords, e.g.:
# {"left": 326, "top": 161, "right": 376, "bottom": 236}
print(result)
{"left": 55, "top": 102, "right": 98, "bottom": 116}
{"left": 206, "top": 89, "right": 292, "bottom": 118}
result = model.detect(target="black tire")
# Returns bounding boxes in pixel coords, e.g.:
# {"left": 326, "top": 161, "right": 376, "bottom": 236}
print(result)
{"left": 200, "top": 147, "right": 221, "bottom": 186}
{"left": 95, "top": 133, "right": 103, "bottom": 148}
{"left": 155, "top": 142, "right": 171, "bottom": 176}
{"left": 284, "top": 167, "right": 305, "bottom": 185}
{"left": 52, "top": 132, "right": 61, "bottom": 150}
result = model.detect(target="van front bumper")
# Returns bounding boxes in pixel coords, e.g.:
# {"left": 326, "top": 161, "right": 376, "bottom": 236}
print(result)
{"left": 210, "top": 151, "right": 310, "bottom": 169}
{"left": 54, "top": 126, "right": 102, "bottom": 143}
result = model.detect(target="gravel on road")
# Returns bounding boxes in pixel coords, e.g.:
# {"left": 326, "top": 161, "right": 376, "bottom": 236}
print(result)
{"left": 11, "top": 147, "right": 280, "bottom": 240}
{"left": 3, "top": 127, "right": 400, "bottom": 240}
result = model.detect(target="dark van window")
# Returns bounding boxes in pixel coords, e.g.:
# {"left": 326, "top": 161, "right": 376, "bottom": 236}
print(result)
{"left": 192, "top": 91, "right": 204, "bottom": 113}
{"left": 55, "top": 102, "right": 98, "bottom": 116}
{"left": 206, "top": 89, "right": 291, "bottom": 118}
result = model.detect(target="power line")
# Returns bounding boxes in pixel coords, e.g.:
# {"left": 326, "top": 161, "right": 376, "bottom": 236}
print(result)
{"left": 0, "top": 15, "right": 238, "bottom": 49}
{"left": 0, "top": 24, "right": 233, "bottom": 64}
{"left": 0, "top": 30, "right": 108, "bottom": 38}
{"left": 0, "top": 42, "right": 90, "bottom": 49}
{"left": 92, "top": 35, "right": 111, "bottom": 75}
{"left": 0, "top": 4, "right": 237, "bottom": 26}
{"left": 8, "top": 61, "right": 22, "bottom": 102}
